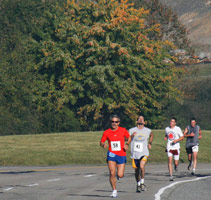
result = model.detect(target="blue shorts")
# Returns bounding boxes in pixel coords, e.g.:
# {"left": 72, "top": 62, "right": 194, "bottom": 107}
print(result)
{"left": 107, "top": 151, "right": 127, "bottom": 164}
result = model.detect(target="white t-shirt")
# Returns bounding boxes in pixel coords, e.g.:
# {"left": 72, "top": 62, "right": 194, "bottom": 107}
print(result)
{"left": 129, "top": 126, "right": 151, "bottom": 159}
{"left": 165, "top": 126, "right": 183, "bottom": 150}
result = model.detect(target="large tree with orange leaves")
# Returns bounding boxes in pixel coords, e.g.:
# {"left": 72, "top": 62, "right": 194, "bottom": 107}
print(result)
{"left": 27, "top": 0, "right": 184, "bottom": 130}
{"left": 0, "top": 0, "right": 185, "bottom": 133}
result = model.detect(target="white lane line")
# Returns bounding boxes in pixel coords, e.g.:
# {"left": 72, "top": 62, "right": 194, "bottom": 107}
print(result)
{"left": 27, "top": 183, "right": 39, "bottom": 187}
{"left": 47, "top": 178, "right": 61, "bottom": 182}
{"left": 155, "top": 168, "right": 211, "bottom": 173}
{"left": 4, "top": 187, "right": 13, "bottom": 191}
{"left": 84, "top": 174, "right": 96, "bottom": 177}
{"left": 155, "top": 176, "right": 211, "bottom": 200}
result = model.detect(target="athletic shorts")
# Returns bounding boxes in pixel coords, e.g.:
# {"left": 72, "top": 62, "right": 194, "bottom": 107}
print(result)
{"left": 186, "top": 145, "right": 199, "bottom": 154}
{"left": 132, "top": 156, "right": 148, "bottom": 169}
{"left": 167, "top": 149, "right": 180, "bottom": 160}
{"left": 107, "top": 151, "right": 127, "bottom": 164}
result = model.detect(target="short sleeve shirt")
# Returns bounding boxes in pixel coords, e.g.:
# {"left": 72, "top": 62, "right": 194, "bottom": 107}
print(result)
{"left": 186, "top": 125, "right": 200, "bottom": 148}
{"left": 129, "top": 126, "right": 151, "bottom": 159}
{"left": 165, "top": 126, "right": 183, "bottom": 150}
{"left": 100, "top": 127, "right": 130, "bottom": 156}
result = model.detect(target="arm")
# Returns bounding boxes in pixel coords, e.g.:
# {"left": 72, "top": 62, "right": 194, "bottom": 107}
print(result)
{"left": 173, "top": 129, "right": 184, "bottom": 144}
{"left": 131, "top": 131, "right": 137, "bottom": 139}
{"left": 173, "top": 135, "right": 184, "bottom": 144}
{"left": 184, "top": 127, "right": 195, "bottom": 137}
{"left": 148, "top": 132, "right": 154, "bottom": 149}
{"left": 124, "top": 135, "right": 131, "bottom": 151}
{"left": 100, "top": 141, "right": 108, "bottom": 149}
{"left": 198, "top": 128, "right": 202, "bottom": 139}
{"left": 100, "top": 132, "right": 108, "bottom": 149}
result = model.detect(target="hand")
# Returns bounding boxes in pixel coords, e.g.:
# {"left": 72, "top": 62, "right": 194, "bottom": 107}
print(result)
{"left": 132, "top": 132, "right": 137, "bottom": 137}
{"left": 190, "top": 132, "right": 195, "bottom": 137}
{"left": 198, "top": 135, "right": 202, "bottom": 139}
{"left": 172, "top": 140, "right": 177, "bottom": 145}
{"left": 102, "top": 143, "right": 107, "bottom": 149}
{"left": 148, "top": 144, "right": 152, "bottom": 149}
{"left": 124, "top": 144, "right": 129, "bottom": 151}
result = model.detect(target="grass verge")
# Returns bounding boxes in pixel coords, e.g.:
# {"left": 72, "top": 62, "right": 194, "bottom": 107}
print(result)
{"left": 0, "top": 130, "right": 210, "bottom": 166}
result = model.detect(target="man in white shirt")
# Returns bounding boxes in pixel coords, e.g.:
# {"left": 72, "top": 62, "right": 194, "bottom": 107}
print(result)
{"left": 129, "top": 116, "right": 154, "bottom": 192}
{"left": 164, "top": 117, "right": 184, "bottom": 181}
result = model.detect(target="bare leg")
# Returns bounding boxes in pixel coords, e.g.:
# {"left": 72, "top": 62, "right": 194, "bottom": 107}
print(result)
{"left": 140, "top": 160, "right": 146, "bottom": 179}
{"left": 188, "top": 153, "right": 192, "bottom": 163}
{"left": 108, "top": 161, "right": 117, "bottom": 190}
{"left": 192, "top": 152, "right": 198, "bottom": 169}
{"left": 168, "top": 156, "right": 173, "bottom": 176}
{"left": 135, "top": 168, "right": 140, "bottom": 182}
{"left": 174, "top": 159, "right": 179, "bottom": 168}
{"left": 116, "top": 163, "right": 125, "bottom": 179}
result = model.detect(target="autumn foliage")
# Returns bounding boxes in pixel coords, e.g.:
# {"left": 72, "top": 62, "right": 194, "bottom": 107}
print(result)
{"left": 0, "top": 0, "right": 185, "bottom": 133}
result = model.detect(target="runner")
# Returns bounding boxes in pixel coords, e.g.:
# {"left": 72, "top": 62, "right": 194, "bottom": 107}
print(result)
{"left": 100, "top": 115, "right": 131, "bottom": 198}
{"left": 184, "top": 118, "right": 202, "bottom": 175}
{"left": 129, "top": 116, "right": 154, "bottom": 193}
{"left": 164, "top": 117, "right": 184, "bottom": 181}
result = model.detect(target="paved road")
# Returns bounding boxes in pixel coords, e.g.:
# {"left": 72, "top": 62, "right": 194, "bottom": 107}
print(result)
{"left": 0, "top": 163, "right": 211, "bottom": 200}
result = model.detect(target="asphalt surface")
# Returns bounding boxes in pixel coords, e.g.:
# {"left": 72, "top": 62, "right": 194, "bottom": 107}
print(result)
{"left": 0, "top": 163, "right": 211, "bottom": 200}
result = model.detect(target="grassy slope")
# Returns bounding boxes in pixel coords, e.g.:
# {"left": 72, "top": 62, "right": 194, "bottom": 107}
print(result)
{"left": 0, "top": 130, "right": 210, "bottom": 166}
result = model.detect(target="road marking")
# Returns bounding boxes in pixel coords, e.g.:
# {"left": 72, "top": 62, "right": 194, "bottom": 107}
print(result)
{"left": 154, "top": 176, "right": 211, "bottom": 200}
{"left": 27, "top": 183, "right": 39, "bottom": 187}
{"left": 4, "top": 187, "right": 13, "bottom": 191}
{"left": 47, "top": 178, "right": 61, "bottom": 182}
{"left": 84, "top": 174, "right": 96, "bottom": 177}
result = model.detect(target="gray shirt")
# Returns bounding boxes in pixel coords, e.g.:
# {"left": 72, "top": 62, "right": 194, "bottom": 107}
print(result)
{"left": 129, "top": 126, "right": 151, "bottom": 159}
{"left": 186, "top": 125, "right": 200, "bottom": 148}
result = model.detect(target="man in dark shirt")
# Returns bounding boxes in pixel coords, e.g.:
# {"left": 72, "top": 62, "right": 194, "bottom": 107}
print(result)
{"left": 183, "top": 118, "right": 202, "bottom": 175}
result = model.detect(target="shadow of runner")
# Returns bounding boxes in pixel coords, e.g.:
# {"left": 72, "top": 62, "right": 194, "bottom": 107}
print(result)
{"left": 0, "top": 171, "right": 35, "bottom": 175}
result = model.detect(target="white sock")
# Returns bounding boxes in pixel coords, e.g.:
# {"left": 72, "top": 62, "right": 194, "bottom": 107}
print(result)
{"left": 141, "top": 179, "right": 144, "bottom": 184}
{"left": 137, "top": 181, "right": 141, "bottom": 186}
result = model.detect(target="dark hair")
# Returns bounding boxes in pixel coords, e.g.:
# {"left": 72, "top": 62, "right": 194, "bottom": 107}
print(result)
{"left": 110, "top": 114, "right": 120, "bottom": 122}
{"left": 137, "top": 115, "right": 144, "bottom": 121}
{"left": 171, "top": 117, "right": 177, "bottom": 122}
{"left": 190, "top": 117, "right": 196, "bottom": 123}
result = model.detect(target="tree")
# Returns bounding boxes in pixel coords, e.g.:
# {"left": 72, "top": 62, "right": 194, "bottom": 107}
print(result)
{"left": 0, "top": 0, "right": 80, "bottom": 134}
{"left": 27, "top": 0, "right": 184, "bottom": 130}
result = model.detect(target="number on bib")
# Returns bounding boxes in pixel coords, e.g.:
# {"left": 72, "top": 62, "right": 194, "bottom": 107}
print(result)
{"left": 111, "top": 141, "right": 121, "bottom": 151}
{"left": 134, "top": 142, "right": 143, "bottom": 152}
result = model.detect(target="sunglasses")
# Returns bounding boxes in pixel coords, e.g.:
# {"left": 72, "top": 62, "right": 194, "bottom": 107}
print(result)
{"left": 111, "top": 121, "right": 119, "bottom": 123}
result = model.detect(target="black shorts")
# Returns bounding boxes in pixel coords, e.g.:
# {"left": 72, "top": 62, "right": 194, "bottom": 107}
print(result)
{"left": 186, "top": 147, "right": 193, "bottom": 154}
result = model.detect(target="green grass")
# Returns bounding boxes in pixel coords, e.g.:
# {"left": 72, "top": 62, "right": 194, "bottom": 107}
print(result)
{"left": 0, "top": 130, "right": 210, "bottom": 166}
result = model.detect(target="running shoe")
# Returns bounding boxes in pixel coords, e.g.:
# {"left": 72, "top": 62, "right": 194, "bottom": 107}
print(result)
{"left": 110, "top": 190, "right": 118, "bottom": 198}
{"left": 169, "top": 176, "right": 174, "bottom": 181}
{"left": 141, "top": 183, "right": 147, "bottom": 191}
{"left": 191, "top": 169, "right": 195, "bottom": 175}
{"left": 136, "top": 185, "right": 141, "bottom": 193}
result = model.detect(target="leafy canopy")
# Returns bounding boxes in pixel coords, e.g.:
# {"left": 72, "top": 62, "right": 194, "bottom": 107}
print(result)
{"left": 28, "top": 0, "right": 183, "bottom": 130}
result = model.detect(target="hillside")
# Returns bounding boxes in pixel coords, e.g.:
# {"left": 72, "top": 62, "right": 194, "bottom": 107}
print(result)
{"left": 160, "top": 0, "right": 211, "bottom": 53}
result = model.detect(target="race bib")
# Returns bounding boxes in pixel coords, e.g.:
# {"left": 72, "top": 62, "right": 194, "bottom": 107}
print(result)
{"left": 134, "top": 142, "right": 143, "bottom": 152}
{"left": 111, "top": 141, "right": 121, "bottom": 151}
